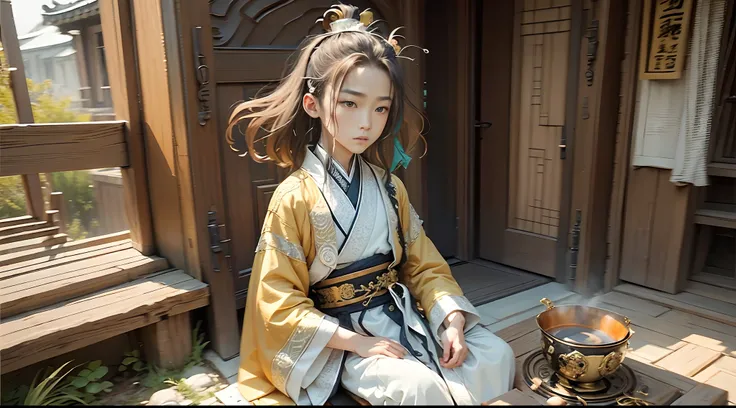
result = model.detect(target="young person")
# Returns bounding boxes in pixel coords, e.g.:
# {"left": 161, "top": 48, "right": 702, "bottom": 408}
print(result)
{"left": 227, "top": 4, "right": 515, "bottom": 405}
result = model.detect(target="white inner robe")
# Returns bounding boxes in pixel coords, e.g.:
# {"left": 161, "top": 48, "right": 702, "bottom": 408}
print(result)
{"left": 287, "top": 146, "right": 515, "bottom": 405}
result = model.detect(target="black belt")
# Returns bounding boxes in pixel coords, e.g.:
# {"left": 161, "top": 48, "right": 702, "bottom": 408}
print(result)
{"left": 310, "top": 252, "right": 396, "bottom": 320}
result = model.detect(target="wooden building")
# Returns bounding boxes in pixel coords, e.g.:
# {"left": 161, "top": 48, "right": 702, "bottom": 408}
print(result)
{"left": 41, "top": 0, "right": 114, "bottom": 117}
{"left": 1, "top": 0, "right": 734, "bottom": 381}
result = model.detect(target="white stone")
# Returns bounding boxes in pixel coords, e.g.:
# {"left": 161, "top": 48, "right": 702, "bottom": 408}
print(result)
{"left": 184, "top": 373, "right": 216, "bottom": 392}
{"left": 148, "top": 388, "right": 184, "bottom": 406}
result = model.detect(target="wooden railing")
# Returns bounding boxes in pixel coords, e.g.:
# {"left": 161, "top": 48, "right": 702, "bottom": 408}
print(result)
{"left": 0, "top": 0, "right": 153, "bottom": 255}
{"left": 0, "top": 121, "right": 128, "bottom": 176}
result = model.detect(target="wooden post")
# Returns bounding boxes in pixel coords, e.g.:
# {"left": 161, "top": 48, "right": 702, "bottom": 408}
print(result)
{"left": 140, "top": 313, "right": 192, "bottom": 370}
{"left": 0, "top": 0, "right": 46, "bottom": 221}
{"left": 49, "top": 192, "right": 66, "bottom": 232}
{"left": 98, "top": 0, "right": 155, "bottom": 255}
{"left": 568, "top": 0, "right": 627, "bottom": 295}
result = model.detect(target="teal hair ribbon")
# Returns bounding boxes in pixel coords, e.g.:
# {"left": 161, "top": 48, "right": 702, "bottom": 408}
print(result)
{"left": 391, "top": 136, "right": 412, "bottom": 172}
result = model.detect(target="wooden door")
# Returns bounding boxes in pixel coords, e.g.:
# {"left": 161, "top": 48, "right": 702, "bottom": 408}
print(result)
{"left": 208, "top": 0, "right": 403, "bottom": 307}
{"left": 477, "top": 0, "right": 580, "bottom": 278}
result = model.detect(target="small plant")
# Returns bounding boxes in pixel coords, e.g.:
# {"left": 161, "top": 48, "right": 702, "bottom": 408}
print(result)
{"left": 14, "top": 361, "right": 87, "bottom": 406}
{"left": 187, "top": 321, "right": 210, "bottom": 369}
{"left": 118, "top": 349, "right": 146, "bottom": 375}
{"left": 142, "top": 364, "right": 177, "bottom": 390}
{"left": 64, "top": 360, "right": 114, "bottom": 403}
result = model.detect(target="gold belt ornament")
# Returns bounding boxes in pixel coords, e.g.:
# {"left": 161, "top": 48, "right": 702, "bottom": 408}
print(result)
{"left": 313, "top": 262, "right": 398, "bottom": 308}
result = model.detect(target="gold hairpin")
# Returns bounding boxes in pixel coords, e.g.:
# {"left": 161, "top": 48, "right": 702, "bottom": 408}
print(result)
{"left": 318, "top": 6, "right": 345, "bottom": 32}
{"left": 359, "top": 9, "right": 374, "bottom": 27}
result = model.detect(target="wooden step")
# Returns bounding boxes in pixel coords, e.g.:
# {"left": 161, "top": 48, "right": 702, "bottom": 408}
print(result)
{"left": 0, "top": 269, "right": 209, "bottom": 374}
{"left": 0, "top": 226, "right": 60, "bottom": 245}
{"left": 0, "top": 230, "right": 130, "bottom": 266}
{"left": 0, "top": 240, "right": 133, "bottom": 281}
{"left": 0, "top": 234, "right": 69, "bottom": 256}
{"left": 694, "top": 209, "right": 736, "bottom": 229}
{"left": 0, "top": 215, "right": 36, "bottom": 228}
{"left": 0, "top": 249, "right": 169, "bottom": 318}
{"left": 0, "top": 220, "right": 50, "bottom": 237}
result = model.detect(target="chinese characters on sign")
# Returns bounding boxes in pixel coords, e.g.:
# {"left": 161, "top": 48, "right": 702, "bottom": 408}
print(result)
{"left": 639, "top": 0, "right": 694, "bottom": 80}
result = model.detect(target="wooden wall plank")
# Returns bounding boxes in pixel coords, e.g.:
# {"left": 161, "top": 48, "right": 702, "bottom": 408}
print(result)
{"left": 130, "top": 0, "right": 186, "bottom": 268}
{"left": 619, "top": 167, "right": 658, "bottom": 285}
{"left": 98, "top": 0, "right": 155, "bottom": 255}
{"left": 0, "top": 122, "right": 129, "bottom": 176}
{"left": 619, "top": 167, "right": 694, "bottom": 293}
{"left": 606, "top": 0, "right": 643, "bottom": 292}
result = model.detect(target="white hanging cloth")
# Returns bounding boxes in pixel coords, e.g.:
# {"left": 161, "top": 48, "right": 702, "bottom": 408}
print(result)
{"left": 631, "top": 0, "right": 726, "bottom": 186}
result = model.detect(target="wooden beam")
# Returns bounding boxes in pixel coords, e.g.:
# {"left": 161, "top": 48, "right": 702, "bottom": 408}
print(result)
{"left": 0, "top": 0, "right": 45, "bottom": 220}
{"left": 568, "top": 0, "right": 627, "bottom": 295}
{"left": 98, "top": 0, "right": 155, "bottom": 255}
{"left": 0, "top": 122, "right": 128, "bottom": 176}
{"left": 694, "top": 208, "right": 736, "bottom": 229}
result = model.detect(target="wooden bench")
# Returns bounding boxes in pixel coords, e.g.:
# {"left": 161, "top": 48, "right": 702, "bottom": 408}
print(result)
{"left": 0, "top": 232, "right": 210, "bottom": 375}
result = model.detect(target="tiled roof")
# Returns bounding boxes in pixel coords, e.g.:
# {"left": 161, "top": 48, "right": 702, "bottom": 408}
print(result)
{"left": 41, "top": 0, "right": 99, "bottom": 25}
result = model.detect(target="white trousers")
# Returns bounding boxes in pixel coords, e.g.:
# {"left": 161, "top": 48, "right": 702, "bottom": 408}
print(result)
{"left": 340, "top": 324, "right": 516, "bottom": 405}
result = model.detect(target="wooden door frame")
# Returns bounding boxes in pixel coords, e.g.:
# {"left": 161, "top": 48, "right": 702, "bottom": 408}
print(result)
{"left": 155, "top": 0, "right": 240, "bottom": 359}
{"left": 453, "top": 0, "right": 627, "bottom": 293}
{"left": 453, "top": 0, "right": 477, "bottom": 262}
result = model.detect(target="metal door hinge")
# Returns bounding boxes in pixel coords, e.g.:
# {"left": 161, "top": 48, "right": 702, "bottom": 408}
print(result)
{"left": 207, "top": 210, "right": 231, "bottom": 273}
{"left": 569, "top": 209, "right": 582, "bottom": 281}
{"left": 193, "top": 26, "right": 211, "bottom": 126}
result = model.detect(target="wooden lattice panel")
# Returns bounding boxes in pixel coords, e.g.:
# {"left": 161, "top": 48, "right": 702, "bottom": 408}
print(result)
{"left": 508, "top": 0, "right": 571, "bottom": 238}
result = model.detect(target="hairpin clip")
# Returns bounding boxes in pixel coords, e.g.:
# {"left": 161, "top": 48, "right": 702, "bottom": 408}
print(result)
{"left": 389, "top": 38, "right": 401, "bottom": 54}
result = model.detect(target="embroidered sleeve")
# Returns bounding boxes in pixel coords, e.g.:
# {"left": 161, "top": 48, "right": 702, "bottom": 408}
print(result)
{"left": 256, "top": 232, "right": 306, "bottom": 263}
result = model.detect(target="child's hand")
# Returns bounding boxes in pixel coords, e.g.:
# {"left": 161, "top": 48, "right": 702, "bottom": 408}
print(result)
{"left": 353, "top": 336, "right": 407, "bottom": 359}
{"left": 440, "top": 313, "right": 468, "bottom": 369}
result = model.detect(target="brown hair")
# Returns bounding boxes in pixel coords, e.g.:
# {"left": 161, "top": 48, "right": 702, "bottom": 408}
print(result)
{"left": 225, "top": 4, "right": 425, "bottom": 177}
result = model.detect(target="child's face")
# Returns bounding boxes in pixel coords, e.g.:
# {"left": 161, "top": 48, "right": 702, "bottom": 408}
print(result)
{"left": 315, "top": 65, "right": 393, "bottom": 156}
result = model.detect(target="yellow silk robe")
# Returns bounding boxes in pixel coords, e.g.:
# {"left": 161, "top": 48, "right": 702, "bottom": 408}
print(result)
{"left": 237, "top": 150, "right": 513, "bottom": 405}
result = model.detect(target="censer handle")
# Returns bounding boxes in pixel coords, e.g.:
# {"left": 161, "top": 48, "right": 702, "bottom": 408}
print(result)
{"left": 540, "top": 298, "right": 555, "bottom": 310}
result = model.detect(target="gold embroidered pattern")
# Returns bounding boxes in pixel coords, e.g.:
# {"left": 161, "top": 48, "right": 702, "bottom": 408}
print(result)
{"left": 255, "top": 232, "right": 306, "bottom": 263}
{"left": 313, "top": 269, "right": 398, "bottom": 308}
{"left": 407, "top": 203, "right": 423, "bottom": 246}
{"left": 309, "top": 198, "right": 338, "bottom": 269}
{"left": 271, "top": 312, "right": 323, "bottom": 393}
{"left": 267, "top": 174, "right": 303, "bottom": 213}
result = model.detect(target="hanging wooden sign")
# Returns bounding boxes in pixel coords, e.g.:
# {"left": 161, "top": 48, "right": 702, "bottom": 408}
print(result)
{"left": 639, "top": 0, "right": 694, "bottom": 80}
